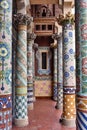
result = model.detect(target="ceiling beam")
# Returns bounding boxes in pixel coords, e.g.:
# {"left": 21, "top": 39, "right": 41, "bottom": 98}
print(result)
{"left": 30, "top": 0, "right": 58, "bottom": 5}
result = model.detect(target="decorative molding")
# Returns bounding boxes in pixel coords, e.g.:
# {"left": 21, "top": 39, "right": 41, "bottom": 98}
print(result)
{"left": 13, "top": 13, "right": 32, "bottom": 25}
{"left": 35, "top": 76, "right": 52, "bottom": 80}
{"left": 30, "top": 0, "right": 58, "bottom": 5}
{"left": 34, "top": 17, "right": 56, "bottom": 24}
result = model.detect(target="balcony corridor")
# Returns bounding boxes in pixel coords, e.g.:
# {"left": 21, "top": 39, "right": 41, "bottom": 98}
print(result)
{"left": 12, "top": 98, "right": 76, "bottom": 130}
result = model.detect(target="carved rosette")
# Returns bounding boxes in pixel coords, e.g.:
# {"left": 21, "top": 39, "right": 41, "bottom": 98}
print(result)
{"left": 14, "top": 13, "right": 32, "bottom": 25}
{"left": 27, "top": 33, "right": 36, "bottom": 41}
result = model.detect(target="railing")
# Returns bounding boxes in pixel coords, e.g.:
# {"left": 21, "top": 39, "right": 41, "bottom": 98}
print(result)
{"left": 34, "top": 17, "right": 56, "bottom": 36}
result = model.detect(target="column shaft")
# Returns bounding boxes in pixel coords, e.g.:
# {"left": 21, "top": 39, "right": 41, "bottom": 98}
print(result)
{"left": 15, "top": 24, "right": 28, "bottom": 127}
{"left": 0, "top": 0, "right": 12, "bottom": 129}
{"left": 76, "top": 0, "right": 87, "bottom": 129}
{"left": 53, "top": 48, "right": 58, "bottom": 101}
{"left": 75, "top": 0, "right": 81, "bottom": 93}
{"left": 62, "top": 24, "right": 76, "bottom": 127}
{"left": 56, "top": 34, "right": 63, "bottom": 109}
{"left": 27, "top": 38, "right": 33, "bottom": 110}
{"left": 27, "top": 33, "right": 36, "bottom": 110}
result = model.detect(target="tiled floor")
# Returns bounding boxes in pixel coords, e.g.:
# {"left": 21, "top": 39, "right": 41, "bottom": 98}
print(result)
{"left": 12, "top": 98, "right": 76, "bottom": 130}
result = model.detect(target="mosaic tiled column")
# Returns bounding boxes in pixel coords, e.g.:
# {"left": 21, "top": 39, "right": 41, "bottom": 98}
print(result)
{"left": 27, "top": 33, "right": 36, "bottom": 110}
{"left": 62, "top": 24, "right": 76, "bottom": 127}
{"left": 52, "top": 35, "right": 58, "bottom": 101}
{"left": 14, "top": 13, "right": 32, "bottom": 127}
{"left": 76, "top": 1, "right": 87, "bottom": 129}
{"left": 55, "top": 33, "right": 63, "bottom": 109}
{"left": 12, "top": 25, "right": 17, "bottom": 118}
{"left": 75, "top": 1, "right": 81, "bottom": 93}
{"left": 0, "top": 0, "right": 12, "bottom": 129}
{"left": 32, "top": 48, "right": 36, "bottom": 102}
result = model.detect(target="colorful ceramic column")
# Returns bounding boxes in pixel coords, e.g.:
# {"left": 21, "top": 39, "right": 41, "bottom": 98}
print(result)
{"left": 14, "top": 13, "right": 32, "bottom": 127}
{"left": 27, "top": 33, "right": 36, "bottom": 110}
{"left": 52, "top": 34, "right": 58, "bottom": 101}
{"left": 75, "top": 1, "right": 81, "bottom": 93}
{"left": 62, "top": 23, "right": 76, "bottom": 127}
{"left": 55, "top": 33, "right": 63, "bottom": 109}
{"left": 76, "top": 1, "right": 87, "bottom": 129}
{"left": 12, "top": 24, "right": 17, "bottom": 118}
{"left": 32, "top": 47, "right": 36, "bottom": 102}
{"left": 0, "top": 0, "right": 12, "bottom": 129}
{"left": 57, "top": 13, "right": 76, "bottom": 127}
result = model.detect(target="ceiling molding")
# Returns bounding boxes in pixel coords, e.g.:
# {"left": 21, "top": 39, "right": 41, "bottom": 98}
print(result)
{"left": 30, "top": 0, "right": 58, "bottom": 5}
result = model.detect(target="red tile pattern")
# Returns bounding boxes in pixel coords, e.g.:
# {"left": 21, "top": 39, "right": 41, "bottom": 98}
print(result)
{"left": 12, "top": 99, "right": 76, "bottom": 130}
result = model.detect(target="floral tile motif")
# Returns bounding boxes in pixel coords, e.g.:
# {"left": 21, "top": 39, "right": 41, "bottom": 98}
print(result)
{"left": 35, "top": 80, "right": 52, "bottom": 97}
{"left": 0, "top": 0, "right": 12, "bottom": 94}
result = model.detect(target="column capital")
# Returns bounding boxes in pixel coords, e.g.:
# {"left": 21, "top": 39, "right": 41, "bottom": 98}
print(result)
{"left": 50, "top": 42, "right": 57, "bottom": 48}
{"left": 14, "top": 13, "right": 33, "bottom": 25}
{"left": 27, "top": 33, "right": 36, "bottom": 41}
{"left": 52, "top": 33, "right": 62, "bottom": 40}
{"left": 33, "top": 43, "right": 38, "bottom": 50}
{"left": 57, "top": 12, "right": 74, "bottom": 26}
{"left": 52, "top": 33, "right": 59, "bottom": 40}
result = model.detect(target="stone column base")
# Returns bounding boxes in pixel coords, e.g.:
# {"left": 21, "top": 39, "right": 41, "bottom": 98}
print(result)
{"left": 53, "top": 97, "right": 57, "bottom": 101}
{"left": 14, "top": 117, "right": 28, "bottom": 127}
{"left": 28, "top": 103, "right": 34, "bottom": 110}
{"left": 62, "top": 118, "right": 76, "bottom": 127}
{"left": 33, "top": 97, "right": 36, "bottom": 102}
{"left": 55, "top": 104, "right": 63, "bottom": 110}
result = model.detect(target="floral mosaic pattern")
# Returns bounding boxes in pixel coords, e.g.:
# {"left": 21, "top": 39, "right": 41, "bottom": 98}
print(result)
{"left": 0, "top": 0, "right": 12, "bottom": 94}
{"left": 0, "top": 0, "right": 12, "bottom": 129}
{"left": 35, "top": 80, "right": 52, "bottom": 97}
{"left": 76, "top": 0, "right": 87, "bottom": 129}
{"left": 62, "top": 24, "right": 76, "bottom": 125}
{"left": 63, "top": 26, "right": 75, "bottom": 87}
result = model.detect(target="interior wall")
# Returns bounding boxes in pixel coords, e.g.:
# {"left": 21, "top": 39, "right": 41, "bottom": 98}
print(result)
{"left": 34, "top": 36, "right": 54, "bottom": 97}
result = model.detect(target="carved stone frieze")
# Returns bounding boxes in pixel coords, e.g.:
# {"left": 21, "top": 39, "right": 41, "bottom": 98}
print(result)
{"left": 13, "top": 13, "right": 33, "bottom": 25}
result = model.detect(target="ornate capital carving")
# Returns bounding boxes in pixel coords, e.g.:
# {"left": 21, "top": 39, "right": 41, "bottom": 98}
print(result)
{"left": 50, "top": 42, "right": 57, "bottom": 48}
{"left": 51, "top": 33, "right": 62, "bottom": 48}
{"left": 33, "top": 43, "right": 38, "bottom": 50}
{"left": 56, "top": 12, "right": 74, "bottom": 26}
{"left": 52, "top": 33, "right": 62, "bottom": 40}
{"left": 27, "top": 33, "right": 36, "bottom": 41}
{"left": 13, "top": 13, "right": 32, "bottom": 25}
{"left": 52, "top": 33, "right": 59, "bottom": 40}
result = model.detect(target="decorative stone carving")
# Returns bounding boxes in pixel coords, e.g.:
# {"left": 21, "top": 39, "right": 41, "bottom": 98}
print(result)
{"left": 57, "top": 12, "right": 74, "bottom": 26}
{"left": 14, "top": 13, "right": 32, "bottom": 25}
{"left": 27, "top": 33, "right": 36, "bottom": 41}
{"left": 52, "top": 33, "right": 59, "bottom": 40}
